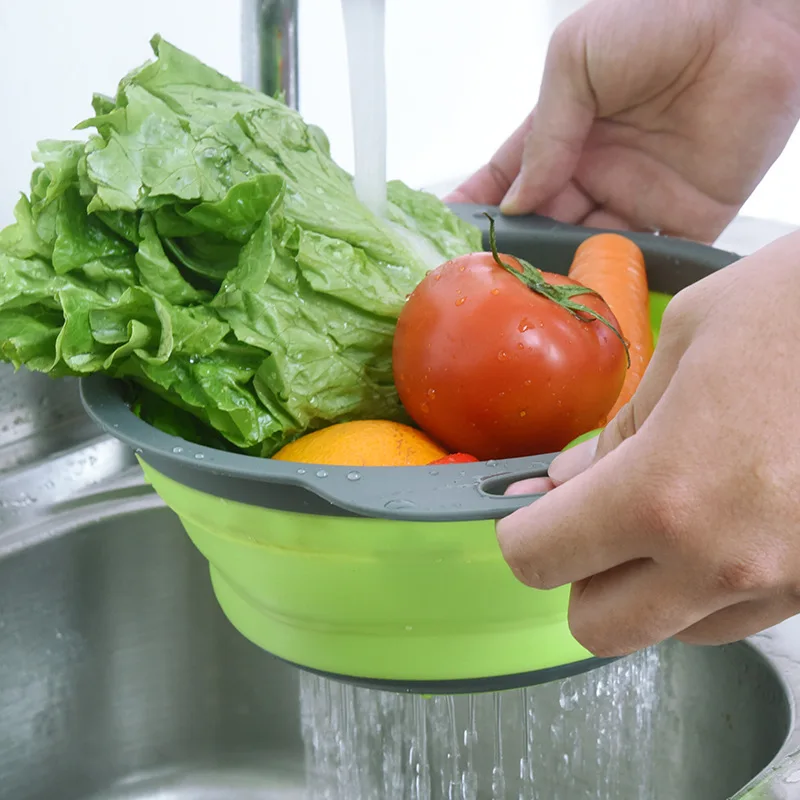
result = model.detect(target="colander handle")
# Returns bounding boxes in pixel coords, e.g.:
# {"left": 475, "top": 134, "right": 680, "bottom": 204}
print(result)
{"left": 281, "top": 455, "right": 560, "bottom": 522}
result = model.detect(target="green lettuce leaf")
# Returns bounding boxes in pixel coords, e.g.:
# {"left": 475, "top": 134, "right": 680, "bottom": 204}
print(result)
{"left": 0, "top": 34, "right": 481, "bottom": 455}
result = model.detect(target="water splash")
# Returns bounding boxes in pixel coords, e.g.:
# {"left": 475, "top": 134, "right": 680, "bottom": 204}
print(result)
{"left": 300, "top": 647, "right": 662, "bottom": 799}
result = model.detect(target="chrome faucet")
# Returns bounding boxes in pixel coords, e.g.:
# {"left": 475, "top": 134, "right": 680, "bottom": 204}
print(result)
{"left": 241, "top": 0, "right": 300, "bottom": 109}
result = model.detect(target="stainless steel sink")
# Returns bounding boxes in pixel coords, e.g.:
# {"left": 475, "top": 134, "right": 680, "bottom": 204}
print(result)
{"left": 0, "top": 365, "right": 100, "bottom": 477}
{"left": 0, "top": 490, "right": 306, "bottom": 800}
{"left": 0, "top": 480, "right": 793, "bottom": 800}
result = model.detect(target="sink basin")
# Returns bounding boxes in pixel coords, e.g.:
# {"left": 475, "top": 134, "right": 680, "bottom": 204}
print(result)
{"left": 0, "top": 364, "right": 100, "bottom": 476}
{"left": 0, "top": 485, "right": 792, "bottom": 799}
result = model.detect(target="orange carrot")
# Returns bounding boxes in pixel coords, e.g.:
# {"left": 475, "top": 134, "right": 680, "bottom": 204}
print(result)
{"left": 568, "top": 233, "right": 653, "bottom": 422}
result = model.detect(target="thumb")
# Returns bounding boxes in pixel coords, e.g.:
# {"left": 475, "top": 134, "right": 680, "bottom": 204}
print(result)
{"left": 548, "top": 328, "right": 691, "bottom": 485}
{"left": 501, "top": 22, "right": 596, "bottom": 215}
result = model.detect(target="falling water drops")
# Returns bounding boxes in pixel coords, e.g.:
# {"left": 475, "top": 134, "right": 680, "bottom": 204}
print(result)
{"left": 299, "top": 648, "right": 663, "bottom": 799}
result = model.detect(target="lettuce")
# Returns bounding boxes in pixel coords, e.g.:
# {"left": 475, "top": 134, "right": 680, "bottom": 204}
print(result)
{"left": 0, "top": 35, "right": 481, "bottom": 455}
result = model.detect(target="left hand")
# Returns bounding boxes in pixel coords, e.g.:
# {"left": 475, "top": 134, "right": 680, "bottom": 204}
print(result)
{"left": 496, "top": 230, "right": 800, "bottom": 658}
{"left": 446, "top": 0, "right": 800, "bottom": 243}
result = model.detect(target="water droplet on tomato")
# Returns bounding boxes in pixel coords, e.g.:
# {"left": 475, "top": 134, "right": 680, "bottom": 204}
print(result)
{"left": 518, "top": 319, "right": 531, "bottom": 332}
{"left": 517, "top": 343, "right": 524, "bottom": 350}
{"left": 420, "top": 402, "right": 430, "bottom": 414}
{"left": 491, "top": 288, "right": 500, "bottom": 296}
{"left": 524, "top": 379, "right": 532, "bottom": 387}
{"left": 434, "top": 274, "right": 442, "bottom": 281}
{"left": 519, "top": 410, "right": 527, "bottom": 417}
{"left": 458, "top": 265, "right": 466, "bottom": 272}
{"left": 427, "top": 388, "right": 436, "bottom": 400}
{"left": 497, "top": 351, "right": 509, "bottom": 361}
{"left": 455, "top": 297, "right": 467, "bottom": 307}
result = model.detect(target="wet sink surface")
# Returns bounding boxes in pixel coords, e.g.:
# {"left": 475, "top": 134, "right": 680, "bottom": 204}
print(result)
{"left": 88, "top": 765, "right": 307, "bottom": 799}
{"left": 0, "top": 498, "right": 305, "bottom": 800}
{"left": 0, "top": 491, "right": 792, "bottom": 799}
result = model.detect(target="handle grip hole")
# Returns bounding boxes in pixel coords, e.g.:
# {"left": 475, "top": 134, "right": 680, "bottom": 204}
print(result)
{"left": 479, "top": 469, "right": 549, "bottom": 498}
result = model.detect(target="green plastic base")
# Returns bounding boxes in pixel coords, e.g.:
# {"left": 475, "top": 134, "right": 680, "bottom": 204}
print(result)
{"left": 140, "top": 462, "right": 595, "bottom": 687}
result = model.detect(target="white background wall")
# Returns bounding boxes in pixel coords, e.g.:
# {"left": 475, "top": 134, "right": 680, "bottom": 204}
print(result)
{"left": 1, "top": 0, "right": 798, "bottom": 229}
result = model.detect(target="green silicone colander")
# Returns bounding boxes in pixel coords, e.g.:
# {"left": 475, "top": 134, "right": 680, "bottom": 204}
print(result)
{"left": 79, "top": 206, "right": 739, "bottom": 694}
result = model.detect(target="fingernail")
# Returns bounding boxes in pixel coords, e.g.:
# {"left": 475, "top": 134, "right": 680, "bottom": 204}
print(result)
{"left": 549, "top": 438, "right": 598, "bottom": 485}
{"left": 500, "top": 175, "right": 522, "bottom": 213}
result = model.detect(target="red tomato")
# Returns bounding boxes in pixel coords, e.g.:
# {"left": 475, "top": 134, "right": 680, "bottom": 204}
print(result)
{"left": 392, "top": 252, "right": 627, "bottom": 460}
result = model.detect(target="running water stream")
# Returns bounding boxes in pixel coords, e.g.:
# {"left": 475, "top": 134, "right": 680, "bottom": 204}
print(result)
{"left": 301, "top": 648, "right": 662, "bottom": 799}
{"left": 341, "top": 0, "right": 388, "bottom": 215}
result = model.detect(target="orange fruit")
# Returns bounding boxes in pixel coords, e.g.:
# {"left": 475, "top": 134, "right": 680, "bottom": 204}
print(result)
{"left": 272, "top": 420, "right": 447, "bottom": 467}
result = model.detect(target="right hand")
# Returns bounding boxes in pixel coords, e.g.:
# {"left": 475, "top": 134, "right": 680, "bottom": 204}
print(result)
{"left": 495, "top": 228, "right": 800, "bottom": 657}
{"left": 447, "top": 0, "right": 800, "bottom": 242}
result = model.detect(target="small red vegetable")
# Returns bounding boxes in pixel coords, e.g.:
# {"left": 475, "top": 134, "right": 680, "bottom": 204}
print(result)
{"left": 428, "top": 453, "right": 480, "bottom": 465}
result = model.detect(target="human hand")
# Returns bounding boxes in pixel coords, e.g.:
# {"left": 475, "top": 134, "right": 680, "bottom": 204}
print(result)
{"left": 495, "top": 230, "right": 800, "bottom": 658}
{"left": 448, "top": 0, "right": 800, "bottom": 242}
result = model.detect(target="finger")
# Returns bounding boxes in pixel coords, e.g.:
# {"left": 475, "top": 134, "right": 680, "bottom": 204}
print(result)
{"left": 536, "top": 180, "right": 596, "bottom": 225}
{"left": 497, "top": 438, "right": 651, "bottom": 590}
{"left": 501, "top": 23, "right": 595, "bottom": 215}
{"left": 548, "top": 317, "right": 692, "bottom": 485}
{"left": 594, "top": 305, "right": 695, "bottom": 458}
{"left": 444, "top": 114, "right": 531, "bottom": 206}
{"left": 504, "top": 476, "right": 555, "bottom": 496}
{"left": 548, "top": 436, "right": 598, "bottom": 486}
{"left": 580, "top": 208, "right": 636, "bottom": 231}
{"left": 674, "top": 596, "right": 800, "bottom": 646}
{"left": 568, "top": 560, "right": 729, "bottom": 658}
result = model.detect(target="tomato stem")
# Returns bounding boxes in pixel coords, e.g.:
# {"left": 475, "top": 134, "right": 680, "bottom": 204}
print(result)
{"left": 483, "top": 213, "right": 630, "bottom": 367}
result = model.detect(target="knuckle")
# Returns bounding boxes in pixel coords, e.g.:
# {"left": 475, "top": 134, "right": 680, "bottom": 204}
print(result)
{"left": 602, "top": 403, "right": 637, "bottom": 447}
{"left": 548, "top": 18, "right": 576, "bottom": 54}
{"left": 659, "top": 289, "right": 693, "bottom": 331}
{"left": 711, "top": 552, "right": 781, "bottom": 595}
{"left": 568, "top": 617, "right": 620, "bottom": 660}
{"left": 509, "top": 559, "right": 544, "bottom": 589}
{"left": 495, "top": 520, "right": 545, "bottom": 589}
{"left": 546, "top": 16, "right": 585, "bottom": 73}
{"left": 636, "top": 475, "right": 697, "bottom": 549}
